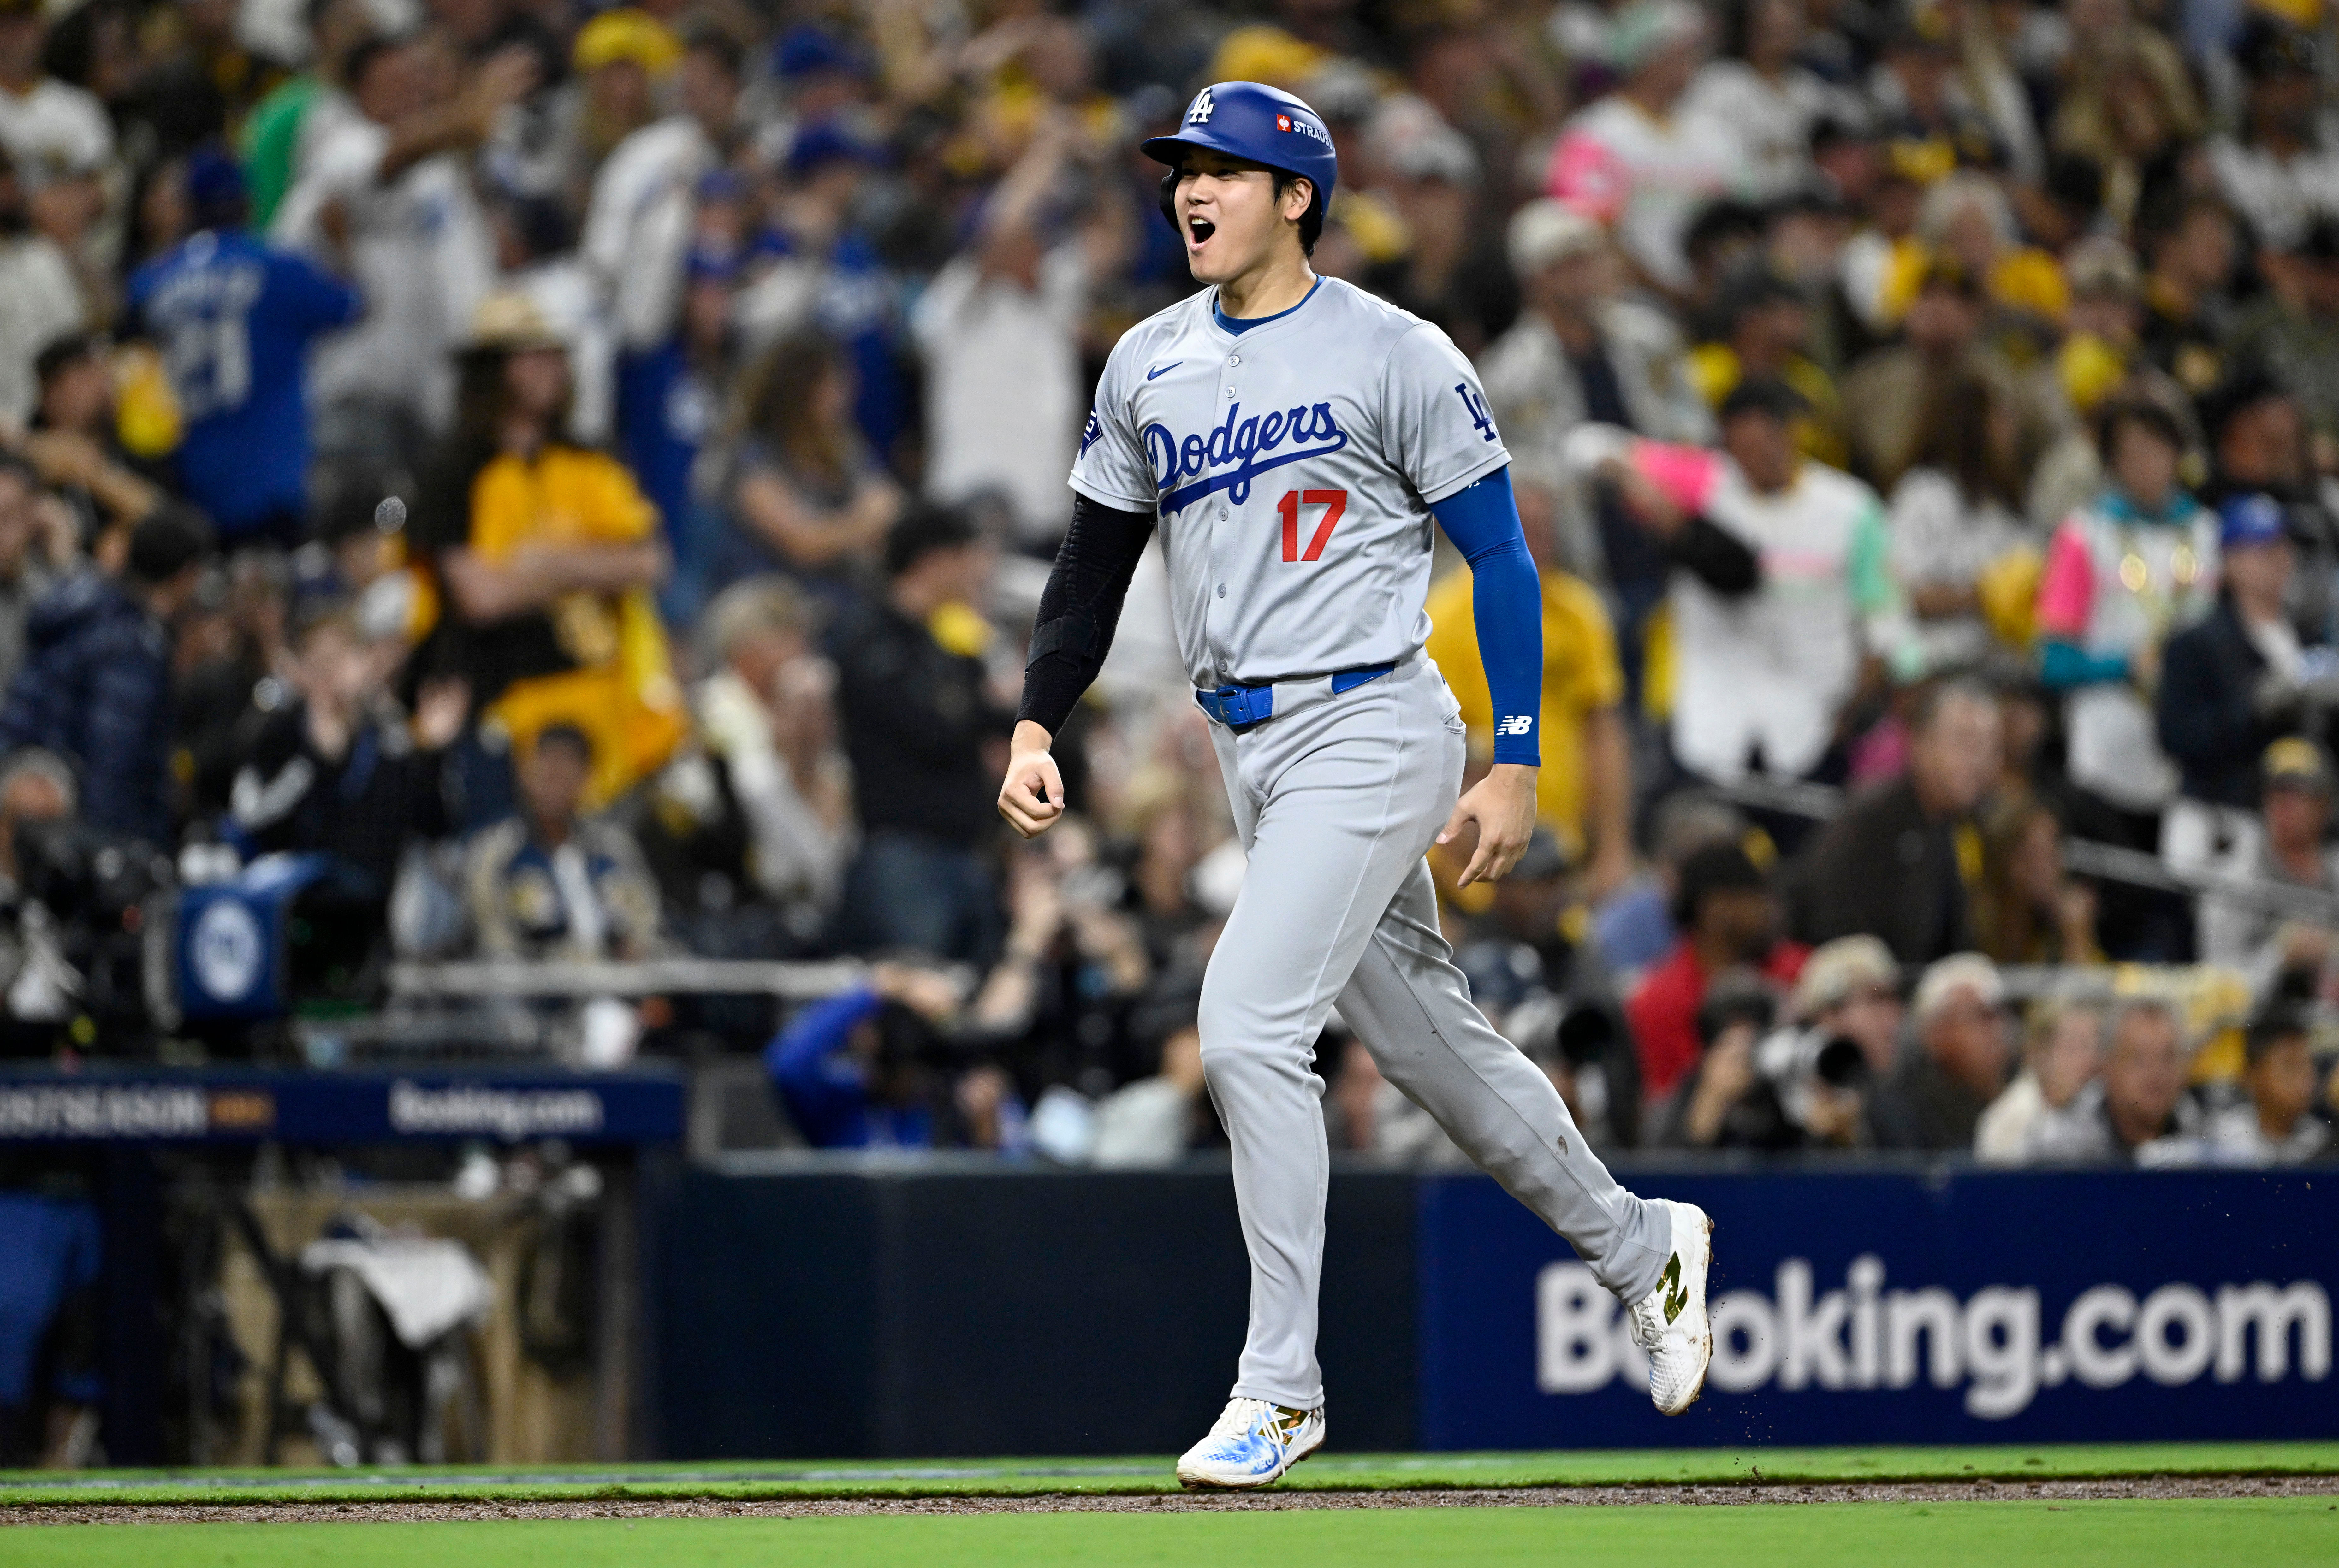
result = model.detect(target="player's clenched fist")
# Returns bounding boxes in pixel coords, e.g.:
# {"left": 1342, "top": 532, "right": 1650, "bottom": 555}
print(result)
{"left": 998, "top": 719, "right": 1066, "bottom": 837}
{"left": 1438, "top": 762, "right": 1540, "bottom": 886}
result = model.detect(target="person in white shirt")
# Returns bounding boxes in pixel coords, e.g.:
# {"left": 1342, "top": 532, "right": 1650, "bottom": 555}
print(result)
{"left": 580, "top": 29, "right": 741, "bottom": 361}
{"left": 1653, "top": 377, "right": 1905, "bottom": 790}
{"left": 1680, "top": 0, "right": 1844, "bottom": 202}
{"left": 274, "top": 34, "right": 533, "bottom": 458}
{"left": 2204, "top": 1009, "right": 2332, "bottom": 1166}
{"left": 1975, "top": 999, "right": 2104, "bottom": 1163}
{"left": 1886, "top": 373, "right": 2032, "bottom": 674}
{"left": 0, "top": 0, "right": 111, "bottom": 180}
{"left": 0, "top": 148, "right": 81, "bottom": 425}
{"left": 2018, "top": 996, "right": 2205, "bottom": 1166}
{"left": 1545, "top": 0, "right": 1747, "bottom": 299}
{"left": 1479, "top": 200, "right": 1710, "bottom": 574}
{"left": 2197, "top": 738, "right": 2339, "bottom": 1004}
{"left": 2206, "top": 20, "right": 2339, "bottom": 256}
{"left": 687, "top": 577, "right": 853, "bottom": 921}
{"left": 1092, "top": 1022, "right": 1209, "bottom": 1168}
{"left": 912, "top": 112, "right": 1119, "bottom": 549}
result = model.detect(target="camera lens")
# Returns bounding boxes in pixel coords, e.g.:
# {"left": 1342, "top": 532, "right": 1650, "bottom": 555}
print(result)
{"left": 1814, "top": 1034, "right": 1867, "bottom": 1086}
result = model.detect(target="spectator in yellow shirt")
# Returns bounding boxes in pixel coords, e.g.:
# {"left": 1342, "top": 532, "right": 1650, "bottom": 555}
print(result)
{"left": 1425, "top": 477, "right": 1634, "bottom": 899}
{"left": 412, "top": 294, "right": 683, "bottom": 809}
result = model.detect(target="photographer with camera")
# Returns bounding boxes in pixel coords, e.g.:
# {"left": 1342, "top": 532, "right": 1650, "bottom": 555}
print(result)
{"left": 1653, "top": 972, "right": 1798, "bottom": 1151}
{"left": 1749, "top": 935, "right": 1908, "bottom": 1151}
{"left": 763, "top": 960, "right": 1029, "bottom": 1152}
{"left": 1453, "top": 828, "right": 1642, "bottom": 1149}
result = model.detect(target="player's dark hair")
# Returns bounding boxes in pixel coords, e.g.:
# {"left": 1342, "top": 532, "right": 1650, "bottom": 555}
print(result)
{"left": 1156, "top": 167, "right": 1322, "bottom": 256}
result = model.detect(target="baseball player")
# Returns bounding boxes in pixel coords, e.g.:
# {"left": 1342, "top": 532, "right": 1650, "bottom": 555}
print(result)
{"left": 997, "top": 82, "right": 1714, "bottom": 1488}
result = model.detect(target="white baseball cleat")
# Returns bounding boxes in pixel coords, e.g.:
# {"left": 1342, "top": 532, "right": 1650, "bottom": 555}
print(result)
{"left": 1627, "top": 1199, "right": 1714, "bottom": 1415}
{"left": 1174, "top": 1397, "right": 1325, "bottom": 1489}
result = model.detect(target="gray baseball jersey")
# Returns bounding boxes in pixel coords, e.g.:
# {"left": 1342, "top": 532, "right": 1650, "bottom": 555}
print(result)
{"left": 1067, "top": 273, "right": 1670, "bottom": 1417}
{"left": 1070, "top": 277, "right": 1511, "bottom": 689}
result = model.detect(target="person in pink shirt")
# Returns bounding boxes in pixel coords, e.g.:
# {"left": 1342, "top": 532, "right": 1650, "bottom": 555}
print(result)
{"left": 2034, "top": 399, "right": 2218, "bottom": 922}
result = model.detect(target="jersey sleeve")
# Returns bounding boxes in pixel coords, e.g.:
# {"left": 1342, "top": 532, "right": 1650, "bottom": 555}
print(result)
{"left": 269, "top": 248, "right": 364, "bottom": 334}
{"left": 1380, "top": 323, "right": 1512, "bottom": 506}
{"left": 1068, "top": 334, "right": 1156, "bottom": 512}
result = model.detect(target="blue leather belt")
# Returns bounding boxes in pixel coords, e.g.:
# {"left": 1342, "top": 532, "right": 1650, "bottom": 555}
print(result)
{"left": 1195, "top": 663, "right": 1396, "bottom": 730}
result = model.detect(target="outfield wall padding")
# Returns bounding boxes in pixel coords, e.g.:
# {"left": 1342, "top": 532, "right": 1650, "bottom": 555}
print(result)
{"left": 649, "top": 1162, "right": 2332, "bottom": 1457}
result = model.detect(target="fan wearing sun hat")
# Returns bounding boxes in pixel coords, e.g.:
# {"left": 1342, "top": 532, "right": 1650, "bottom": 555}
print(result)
{"left": 408, "top": 292, "right": 684, "bottom": 809}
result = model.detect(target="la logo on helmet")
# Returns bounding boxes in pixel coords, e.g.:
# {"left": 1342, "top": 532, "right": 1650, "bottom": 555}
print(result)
{"left": 1188, "top": 88, "right": 1214, "bottom": 123}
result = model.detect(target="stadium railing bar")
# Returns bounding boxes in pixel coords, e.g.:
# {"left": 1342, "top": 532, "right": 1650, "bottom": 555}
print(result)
{"left": 1711, "top": 775, "right": 2339, "bottom": 926}
{"left": 387, "top": 956, "right": 870, "bottom": 999}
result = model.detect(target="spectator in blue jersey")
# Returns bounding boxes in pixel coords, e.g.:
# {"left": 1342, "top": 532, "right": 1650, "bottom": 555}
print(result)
{"left": 763, "top": 960, "right": 1028, "bottom": 1151}
{"left": 0, "top": 506, "right": 211, "bottom": 844}
{"left": 613, "top": 231, "right": 736, "bottom": 623}
{"left": 126, "top": 149, "right": 361, "bottom": 546}
{"left": 755, "top": 121, "right": 909, "bottom": 468}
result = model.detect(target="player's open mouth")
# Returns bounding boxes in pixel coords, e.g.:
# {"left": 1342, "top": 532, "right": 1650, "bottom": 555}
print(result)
{"left": 1187, "top": 216, "right": 1216, "bottom": 249}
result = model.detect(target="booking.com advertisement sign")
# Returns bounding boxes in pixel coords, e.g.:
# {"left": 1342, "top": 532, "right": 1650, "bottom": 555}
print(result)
{"left": 1416, "top": 1168, "right": 2334, "bottom": 1447}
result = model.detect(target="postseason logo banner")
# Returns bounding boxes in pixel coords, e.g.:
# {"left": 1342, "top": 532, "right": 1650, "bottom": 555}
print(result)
{"left": 0, "top": 1070, "right": 683, "bottom": 1145}
{"left": 1417, "top": 1167, "right": 2335, "bottom": 1447}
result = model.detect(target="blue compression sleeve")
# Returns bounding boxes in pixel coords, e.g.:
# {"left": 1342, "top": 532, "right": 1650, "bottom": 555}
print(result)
{"left": 2038, "top": 638, "right": 2131, "bottom": 689}
{"left": 1430, "top": 466, "right": 1542, "bottom": 767}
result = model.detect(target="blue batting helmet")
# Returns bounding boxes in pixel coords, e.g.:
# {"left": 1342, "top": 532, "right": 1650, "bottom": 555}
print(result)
{"left": 1141, "top": 81, "right": 1338, "bottom": 219}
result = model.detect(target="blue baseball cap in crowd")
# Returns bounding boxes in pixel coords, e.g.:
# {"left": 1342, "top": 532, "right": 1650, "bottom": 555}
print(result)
{"left": 2218, "top": 491, "right": 2288, "bottom": 550}
{"left": 186, "top": 146, "right": 246, "bottom": 222}
{"left": 786, "top": 120, "right": 881, "bottom": 178}
{"left": 774, "top": 26, "right": 868, "bottom": 82}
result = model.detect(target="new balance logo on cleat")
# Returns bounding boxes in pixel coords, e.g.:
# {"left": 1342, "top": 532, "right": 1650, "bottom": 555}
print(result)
{"left": 1495, "top": 714, "right": 1532, "bottom": 737}
{"left": 1629, "top": 1201, "right": 1715, "bottom": 1416}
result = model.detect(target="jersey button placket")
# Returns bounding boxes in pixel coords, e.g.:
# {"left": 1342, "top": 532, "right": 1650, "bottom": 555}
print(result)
{"left": 1207, "top": 364, "right": 1237, "bottom": 680}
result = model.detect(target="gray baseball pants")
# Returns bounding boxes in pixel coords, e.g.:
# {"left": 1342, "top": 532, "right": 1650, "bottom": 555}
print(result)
{"left": 1200, "top": 654, "right": 1671, "bottom": 1411}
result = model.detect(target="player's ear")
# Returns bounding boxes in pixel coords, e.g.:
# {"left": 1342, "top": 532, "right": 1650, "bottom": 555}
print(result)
{"left": 1282, "top": 176, "right": 1314, "bottom": 224}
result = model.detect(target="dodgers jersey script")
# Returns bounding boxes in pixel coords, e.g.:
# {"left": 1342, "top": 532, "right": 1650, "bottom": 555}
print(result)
{"left": 1070, "top": 276, "right": 1511, "bottom": 688}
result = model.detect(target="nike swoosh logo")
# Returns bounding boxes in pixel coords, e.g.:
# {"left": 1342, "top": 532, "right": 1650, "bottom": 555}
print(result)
{"left": 1146, "top": 362, "right": 1182, "bottom": 380}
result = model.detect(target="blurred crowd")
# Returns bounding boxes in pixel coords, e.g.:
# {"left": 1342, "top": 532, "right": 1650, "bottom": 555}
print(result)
{"left": 0, "top": 0, "right": 2328, "bottom": 1166}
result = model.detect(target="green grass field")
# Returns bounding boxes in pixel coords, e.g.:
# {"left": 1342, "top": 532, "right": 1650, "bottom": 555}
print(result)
{"left": 5, "top": 1445, "right": 2334, "bottom": 1567}
{"left": 3, "top": 1500, "right": 2336, "bottom": 1567}
{"left": 3, "top": 1441, "right": 2334, "bottom": 1506}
